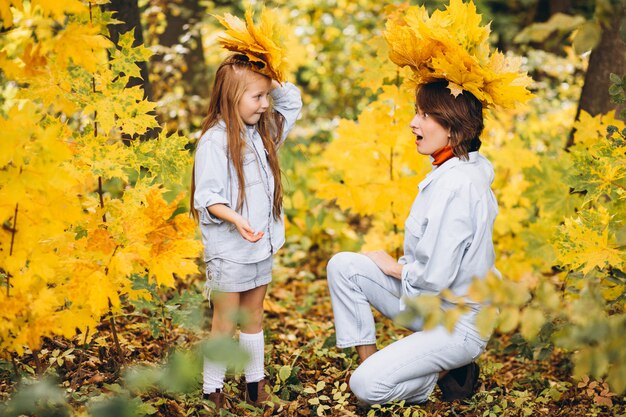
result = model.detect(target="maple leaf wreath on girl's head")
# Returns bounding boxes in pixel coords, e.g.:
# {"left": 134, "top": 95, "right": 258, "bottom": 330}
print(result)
{"left": 214, "top": 6, "right": 289, "bottom": 83}
{"left": 383, "top": 0, "right": 533, "bottom": 110}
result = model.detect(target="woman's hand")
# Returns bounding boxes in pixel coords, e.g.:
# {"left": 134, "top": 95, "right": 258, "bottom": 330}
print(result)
{"left": 233, "top": 215, "right": 264, "bottom": 242}
{"left": 363, "top": 250, "right": 403, "bottom": 279}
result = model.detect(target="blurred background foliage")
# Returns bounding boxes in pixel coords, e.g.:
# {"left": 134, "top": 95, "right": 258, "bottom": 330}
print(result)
{"left": 1, "top": 0, "right": 626, "bottom": 416}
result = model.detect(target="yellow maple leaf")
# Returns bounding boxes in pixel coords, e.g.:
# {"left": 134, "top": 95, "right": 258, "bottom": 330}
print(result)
{"left": 0, "top": 0, "right": 23, "bottom": 28}
{"left": 141, "top": 188, "right": 202, "bottom": 286}
{"left": 572, "top": 110, "right": 625, "bottom": 149}
{"left": 31, "top": 0, "right": 85, "bottom": 22}
{"left": 54, "top": 22, "right": 112, "bottom": 72}
{"left": 555, "top": 207, "right": 625, "bottom": 274}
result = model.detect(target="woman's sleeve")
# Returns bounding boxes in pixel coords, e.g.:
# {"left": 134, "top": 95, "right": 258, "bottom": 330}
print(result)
{"left": 401, "top": 186, "right": 474, "bottom": 298}
{"left": 193, "top": 139, "right": 230, "bottom": 225}
{"left": 270, "top": 82, "right": 302, "bottom": 145}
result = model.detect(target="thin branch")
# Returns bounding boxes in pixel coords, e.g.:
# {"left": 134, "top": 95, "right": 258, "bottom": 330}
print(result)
{"left": 108, "top": 299, "right": 125, "bottom": 365}
{"left": 11, "top": 354, "right": 20, "bottom": 380}
{"left": 33, "top": 349, "right": 43, "bottom": 376}
{"left": 98, "top": 176, "right": 106, "bottom": 222}
{"left": 9, "top": 203, "right": 18, "bottom": 256}
{"left": 610, "top": 180, "right": 626, "bottom": 191}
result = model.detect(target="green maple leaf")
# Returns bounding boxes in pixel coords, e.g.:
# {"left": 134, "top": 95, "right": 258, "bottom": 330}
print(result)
{"left": 109, "top": 30, "right": 153, "bottom": 80}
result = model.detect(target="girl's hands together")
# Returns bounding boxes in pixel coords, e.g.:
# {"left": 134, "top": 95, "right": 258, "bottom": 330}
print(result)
{"left": 363, "top": 250, "right": 403, "bottom": 279}
{"left": 234, "top": 216, "right": 264, "bottom": 242}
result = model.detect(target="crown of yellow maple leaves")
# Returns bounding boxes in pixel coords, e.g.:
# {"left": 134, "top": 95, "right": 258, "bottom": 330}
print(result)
{"left": 384, "top": 0, "right": 533, "bottom": 109}
{"left": 214, "top": 7, "right": 289, "bottom": 82}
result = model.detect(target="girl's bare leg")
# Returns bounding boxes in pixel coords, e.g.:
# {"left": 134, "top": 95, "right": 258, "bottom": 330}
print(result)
{"left": 239, "top": 284, "right": 268, "bottom": 334}
{"left": 211, "top": 291, "right": 240, "bottom": 336}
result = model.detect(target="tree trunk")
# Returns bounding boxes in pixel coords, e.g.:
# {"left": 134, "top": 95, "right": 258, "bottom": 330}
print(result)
{"left": 154, "top": 0, "right": 210, "bottom": 100}
{"left": 549, "top": 0, "right": 573, "bottom": 15}
{"left": 103, "top": 0, "right": 153, "bottom": 101}
{"left": 569, "top": 4, "right": 626, "bottom": 146}
{"left": 102, "top": 0, "right": 160, "bottom": 139}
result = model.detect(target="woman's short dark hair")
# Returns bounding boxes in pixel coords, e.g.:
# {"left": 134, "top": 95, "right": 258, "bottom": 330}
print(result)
{"left": 416, "top": 81, "right": 484, "bottom": 159}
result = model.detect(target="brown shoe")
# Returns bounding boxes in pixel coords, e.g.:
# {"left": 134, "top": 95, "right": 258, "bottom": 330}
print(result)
{"left": 245, "top": 379, "right": 280, "bottom": 411}
{"left": 437, "top": 362, "right": 480, "bottom": 402}
{"left": 203, "top": 389, "right": 225, "bottom": 410}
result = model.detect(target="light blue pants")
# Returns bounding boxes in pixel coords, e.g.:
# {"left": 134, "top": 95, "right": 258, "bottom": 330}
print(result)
{"left": 326, "top": 252, "right": 488, "bottom": 405}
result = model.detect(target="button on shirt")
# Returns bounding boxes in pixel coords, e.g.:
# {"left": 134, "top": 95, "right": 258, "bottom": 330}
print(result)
{"left": 399, "top": 152, "right": 499, "bottom": 310}
{"left": 194, "top": 82, "right": 302, "bottom": 263}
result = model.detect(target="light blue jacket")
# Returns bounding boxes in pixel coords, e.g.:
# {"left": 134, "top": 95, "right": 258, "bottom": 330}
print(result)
{"left": 399, "top": 152, "right": 499, "bottom": 310}
{"left": 194, "top": 82, "right": 302, "bottom": 263}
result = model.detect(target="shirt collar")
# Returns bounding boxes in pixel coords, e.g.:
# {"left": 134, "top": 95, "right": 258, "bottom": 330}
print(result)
{"left": 418, "top": 151, "right": 480, "bottom": 191}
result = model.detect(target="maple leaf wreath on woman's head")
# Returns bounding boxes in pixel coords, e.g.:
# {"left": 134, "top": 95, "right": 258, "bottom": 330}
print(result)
{"left": 383, "top": 0, "right": 533, "bottom": 110}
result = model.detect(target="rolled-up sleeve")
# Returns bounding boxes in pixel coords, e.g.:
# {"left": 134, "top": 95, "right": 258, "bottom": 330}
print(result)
{"left": 271, "top": 82, "right": 302, "bottom": 145}
{"left": 194, "top": 139, "right": 230, "bottom": 225}
{"left": 401, "top": 186, "right": 474, "bottom": 298}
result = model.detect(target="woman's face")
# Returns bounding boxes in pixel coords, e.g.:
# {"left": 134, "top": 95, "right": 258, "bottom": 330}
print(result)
{"left": 409, "top": 108, "right": 450, "bottom": 155}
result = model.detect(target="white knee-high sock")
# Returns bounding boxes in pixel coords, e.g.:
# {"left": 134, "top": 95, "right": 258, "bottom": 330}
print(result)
{"left": 203, "top": 359, "right": 226, "bottom": 394}
{"left": 239, "top": 330, "right": 265, "bottom": 383}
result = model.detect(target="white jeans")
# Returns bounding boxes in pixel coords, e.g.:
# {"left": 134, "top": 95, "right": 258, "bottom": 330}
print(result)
{"left": 327, "top": 252, "right": 488, "bottom": 404}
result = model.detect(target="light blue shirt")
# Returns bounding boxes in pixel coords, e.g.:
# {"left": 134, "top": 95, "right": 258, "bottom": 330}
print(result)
{"left": 399, "top": 152, "right": 499, "bottom": 309}
{"left": 194, "top": 82, "right": 302, "bottom": 263}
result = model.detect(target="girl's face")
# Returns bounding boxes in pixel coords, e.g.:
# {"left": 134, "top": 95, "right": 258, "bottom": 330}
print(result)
{"left": 238, "top": 71, "right": 272, "bottom": 125}
{"left": 409, "top": 108, "right": 450, "bottom": 155}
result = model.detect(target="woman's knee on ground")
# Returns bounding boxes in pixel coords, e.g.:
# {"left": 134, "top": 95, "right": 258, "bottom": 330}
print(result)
{"left": 349, "top": 364, "right": 393, "bottom": 405}
{"left": 327, "top": 252, "right": 359, "bottom": 284}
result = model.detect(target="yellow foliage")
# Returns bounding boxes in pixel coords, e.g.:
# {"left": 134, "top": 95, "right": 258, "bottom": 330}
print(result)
{"left": 144, "top": 189, "right": 203, "bottom": 286}
{"left": 383, "top": 0, "right": 533, "bottom": 110}
{"left": 555, "top": 207, "right": 625, "bottom": 275}
{"left": 520, "top": 307, "right": 545, "bottom": 340}
{"left": 572, "top": 110, "right": 625, "bottom": 150}
{"left": 316, "top": 84, "right": 430, "bottom": 223}
{"left": 54, "top": 22, "right": 112, "bottom": 72}
{"left": 31, "top": 0, "right": 86, "bottom": 22}
{"left": 475, "top": 306, "right": 498, "bottom": 338}
{"left": 0, "top": 2, "right": 200, "bottom": 355}
{"left": 214, "top": 6, "right": 290, "bottom": 82}
{"left": 0, "top": 0, "right": 23, "bottom": 28}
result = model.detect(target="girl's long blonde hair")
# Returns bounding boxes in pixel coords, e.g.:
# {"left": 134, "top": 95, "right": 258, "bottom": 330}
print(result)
{"left": 191, "top": 55, "right": 285, "bottom": 221}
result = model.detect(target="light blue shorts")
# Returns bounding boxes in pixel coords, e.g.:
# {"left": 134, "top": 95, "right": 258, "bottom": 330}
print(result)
{"left": 203, "top": 255, "right": 273, "bottom": 296}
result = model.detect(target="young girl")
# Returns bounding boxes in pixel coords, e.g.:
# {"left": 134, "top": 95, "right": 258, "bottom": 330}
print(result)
{"left": 192, "top": 54, "right": 302, "bottom": 409}
{"left": 327, "top": 80, "right": 497, "bottom": 404}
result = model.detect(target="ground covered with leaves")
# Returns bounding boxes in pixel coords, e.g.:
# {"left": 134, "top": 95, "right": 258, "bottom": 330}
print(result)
{"left": 1, "top": 243, "right": 625, "bottom": 417}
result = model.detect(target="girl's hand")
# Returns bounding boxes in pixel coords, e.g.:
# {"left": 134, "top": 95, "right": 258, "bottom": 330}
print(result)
{"left": 234, "top": 216, "right": 264, "bottom": 243}
{"left": 207, "top": 204, "right": 264, "bottom": 243}
{"left": 363, "top": 250, "right": 403, "bottom": 279}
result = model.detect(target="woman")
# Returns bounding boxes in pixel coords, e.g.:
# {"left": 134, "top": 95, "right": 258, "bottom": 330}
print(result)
{"left": 327, "top": 80, "right": 497, "bottom": 405}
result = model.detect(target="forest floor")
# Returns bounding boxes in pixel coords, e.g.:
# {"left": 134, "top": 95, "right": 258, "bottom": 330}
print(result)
{"left": 1, "top": 247, "right": 625, "bottom": 417}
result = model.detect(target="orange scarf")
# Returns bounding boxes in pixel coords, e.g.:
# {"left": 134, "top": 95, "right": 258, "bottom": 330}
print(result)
{"left": 431, "top": 145, "right": 455, "bottom": 166}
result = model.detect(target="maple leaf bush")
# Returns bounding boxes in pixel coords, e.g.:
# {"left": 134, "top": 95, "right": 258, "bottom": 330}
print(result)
{"left": 0, "top": 0, "right": 201, "bottom": 357}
